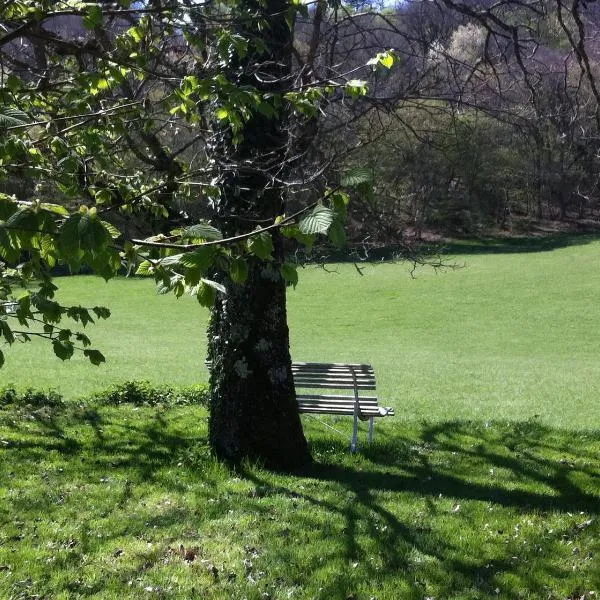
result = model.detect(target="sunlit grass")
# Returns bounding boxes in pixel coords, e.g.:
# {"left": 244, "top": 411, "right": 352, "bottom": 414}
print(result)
{"left": 2, "top": 235, "right": 600, "bottom": 429}
{"left": 0, "top": 402, "right": 598, "bottom": 599}
{"left": 2, "top": 235, "right": 600, "bottom": 598}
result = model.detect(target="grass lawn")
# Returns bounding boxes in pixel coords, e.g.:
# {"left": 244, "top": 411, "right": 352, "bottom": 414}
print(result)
{"left": 2, "top": 234, "right": 600, "bottom": 429}
{"left": 0, "top": 402, "right": 598, "bottom": 599}
{"left": 1, "top": 235, "right": 600, "bottom": 598}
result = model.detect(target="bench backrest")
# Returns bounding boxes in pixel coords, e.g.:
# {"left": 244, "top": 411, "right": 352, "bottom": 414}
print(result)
{"left": 292, "top": 362, "right": 376, "bottom": 391}
{"left": 292, "top": 362, "right": 379, "bottom": 416}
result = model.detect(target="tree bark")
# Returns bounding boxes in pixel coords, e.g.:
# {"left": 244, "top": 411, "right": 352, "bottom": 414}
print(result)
{"left": 206, "top": 0, "right": 311, "bottom": 469}
{"left": 207, "top": 242, "right": 310, "bottom": 470}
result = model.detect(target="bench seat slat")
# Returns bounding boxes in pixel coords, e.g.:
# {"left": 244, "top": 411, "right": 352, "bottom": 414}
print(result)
{"left": 294, "top": 380, "right": 375, "bottom": 390}
{"left": 292, "top": 362, "right": 373, "bottom": 371}
{"left": 294, "top": 375, "right": 375, "bottom": 386}
{"left": 298, "top": 405, "right": 394, "bottom": 417}
{"left": 297, "top": 398, "right": 378, "bottom": 406}
{"left": 294, "top": 375, "right": 374, "bottom": 382}
{"left": 292, "top": 369, "right": 375, "bottom": 376}
{"left": 296, "top": 393, "right": 378, "bottom": 402}
{"left": 298, "top": 402, "right": 379, "bottom": 409}
{"left": 298, "top": 403, "right": 384, "bottom": 412}
{"left": 292, "top": 366, "right": 374, "bottom": 374}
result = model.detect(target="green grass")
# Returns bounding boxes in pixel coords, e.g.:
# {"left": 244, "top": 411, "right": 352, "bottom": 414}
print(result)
{"left": 0, "top": 402, "right": 598, "bottom": 599}
{"left": 2, "top": 236, "right": 600, "bottom": 598}
{"left": 3, "top": 234, "right": 600, "bottom": 429}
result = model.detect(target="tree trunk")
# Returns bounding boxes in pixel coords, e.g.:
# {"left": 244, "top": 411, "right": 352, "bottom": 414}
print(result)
{"left": 206, "top": 0, "right": 311, "bottom": 469}
{"left": 207, "top": 240, "right": 310, "bottom": 469}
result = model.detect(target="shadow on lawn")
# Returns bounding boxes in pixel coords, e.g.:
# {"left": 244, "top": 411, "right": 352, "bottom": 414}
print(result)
{"left": 1, "top": 407, "right": 599, "bottom": 598}
{"left": 303, "top": 421, "right": 600, "bottom": 514}
{"left": 429, "top": 233, "right": 600, "bottom": 256}
{"left": 321, "top": 233, "right": 600, "bottom": 264}
{"left": 250, "top": 420, "right": 600, "bottom": 598}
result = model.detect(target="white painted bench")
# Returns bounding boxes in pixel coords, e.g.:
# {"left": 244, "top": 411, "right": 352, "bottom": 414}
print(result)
{"left": 292, "top": 362, "right": 394, "bottom": 452}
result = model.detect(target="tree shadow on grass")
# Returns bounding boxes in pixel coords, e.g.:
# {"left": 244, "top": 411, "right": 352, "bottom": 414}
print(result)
{"left": 244, "top": 419, "right": 600, "bottom": 598}
{"left": 318, "top": 233, "right": 600, "bottom": 264}
{"left": 1, "top": 407, "right": 599, "bottom": 599}
{"left": 304, "top": 420, "right": 600, "bottom": 514}
{"left": 428, "top": 233, "right": 600, "bottom": 256}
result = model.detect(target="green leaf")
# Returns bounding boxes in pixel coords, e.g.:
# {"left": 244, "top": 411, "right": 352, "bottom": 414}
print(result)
{"left": 0, "top": 320, "right": 15, "bottom": 344}
{"left": 157, "top": 253, "right": 185, "bottom": 268}
{"left": 299, "top": 205, "right": 334, "bottom": 235}
{"left": 84, "top": 348, "right": 105, "bottom": 365}
{"left": 180, "top": 247, "right": 214, "bottom": 270}
{"left": 0, "top": 194, "right": 18, "bottom": 220}
{"left": 52, "top": 339, "right": 74, "bottom": 361}
{"left": 381, "top": 53, "right": 395, "bottom": 69}
{"left": 367, "top": 51, "right": 396, "bottom": 70}
{"left": 256, "top": 102, "right": 275, "bottom": 118}
{"left": 0, "top": 107, "right": 31, "bottom": 130}
{"left": 128, "top": 25, "right": 144, "bottom": 43}
{"left": 39, "top": 202, "right": 69, "bottom": 216}
{"left": 135, "top": 260, "right": 154, "bottom": 276}
{"left": 95, "top": 189, "right": 112, "bottom": 205}
{"left": 180, "top": 223, "right": 223, "bottom": 241}
{"left": 230, "top": 257, "right": 248, "bottom": 284}
{"left": 280, "top": 262, "right": 298, "bottom": 288}
{"left": 5, "top": 74, "right": 21, "bottom": 92}
{"left": 247, "top": 231, "right": 274, "bottom": 260}
{"left": 66, "top": 306, "right": 93, "bottom": 327}
{"left": 331, "top": 190, "right": 350, "bottom": 220}
{"left": 76, "top": 332, "right": 91, "bottom": 347}
{"left": 341, "top": 167, "right": 373, "bottom": 188}
{"left": 58, "top": 328, "right": 72, "bottom": 342}
{"left": 281, "top": 225, "right": 315, "bottom": 249}
{"left": 58, "top": 214, "right": 82, "bottom": 254}
{"left": 201, "top": 278, "right": 226, "bottom": 294}
{"left": 100, "top": 220, "right": 121, "bottom": 239}
{"left": 83, "top": 4, "right": 103, "bottom": 29}
{"left": 92, "top": 306, "right": 111, "bottom": 320}
{"left": 196, "top": 281, "right": 217, "bottom": 307}
{"left": 33, "top": 297, "right": 61, "bottom": 323}
{"left": 328, "top": 220, "right": 346, "bottom": 248}
{"left": 184, "top": 266, "right": 201, "bottom": 286}
{"left": 345, "top": 80, "right": 368, "bottom": 98}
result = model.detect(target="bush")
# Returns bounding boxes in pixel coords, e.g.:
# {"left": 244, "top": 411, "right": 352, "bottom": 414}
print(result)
{"left": 0, "top": 386, "right": 64, "bottom": 408}
{"left": 0, "top": 386, "right": 18, "bottom": 406}
{"left": 0, "top": 381, "right": 209, "bottom": 409}
{"left": 92, "top": 380, "right": 209, "bottom": 407}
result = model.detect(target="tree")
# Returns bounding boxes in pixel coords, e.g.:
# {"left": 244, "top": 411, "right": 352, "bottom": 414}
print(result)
{"left": 0, "top": 0, "right": 389, "bottom": 469}
{"left": 205, "top": 0, "right": 311, "bottom": 468}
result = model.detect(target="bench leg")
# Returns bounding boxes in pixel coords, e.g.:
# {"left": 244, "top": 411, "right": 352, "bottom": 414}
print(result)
{"left": 351, "top": 412, "right": 359, "bottom": 453}
{"left": 368, "top": 417, "right": 374, "bottom": 444}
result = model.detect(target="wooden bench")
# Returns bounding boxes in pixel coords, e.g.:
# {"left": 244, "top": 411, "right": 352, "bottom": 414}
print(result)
{"left": 292, "top": 362, "right": 394, "bottom": 452}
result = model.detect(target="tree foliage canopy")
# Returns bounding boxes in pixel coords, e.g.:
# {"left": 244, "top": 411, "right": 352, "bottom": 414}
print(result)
{"left": 0, "top": 0, "right": 385, "bottom": 369}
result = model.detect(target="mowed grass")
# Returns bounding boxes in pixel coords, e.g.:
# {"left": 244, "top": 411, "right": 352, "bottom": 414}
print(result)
{"left": 0, "top": 403, "right": 599, "bottom": 599}
{"left": 1, "top": 236, "right": 600, "bottom": 599}
{"left": 2, "top": 234, "right": 600, "bottom": 428}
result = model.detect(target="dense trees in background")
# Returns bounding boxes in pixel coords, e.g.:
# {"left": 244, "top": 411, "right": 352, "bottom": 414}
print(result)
{"left": 299, "top": 0, "right": 600, "bottom": 240}
{"left": 4, "top": 2, "right": 600, "bottom": 244}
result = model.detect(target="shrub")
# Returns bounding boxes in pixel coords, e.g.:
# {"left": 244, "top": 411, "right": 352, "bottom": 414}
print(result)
{"left": 0, "top": 386, "right": 63, "bottom": 408}
{"left": 0, "top": 386, "right": 18, "bottom": 406}
{"left": 0, "top": 381, "right": 209, "bottom": 408}
{"left": 92, "top": 381, "right": 209, "bottom": 407}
